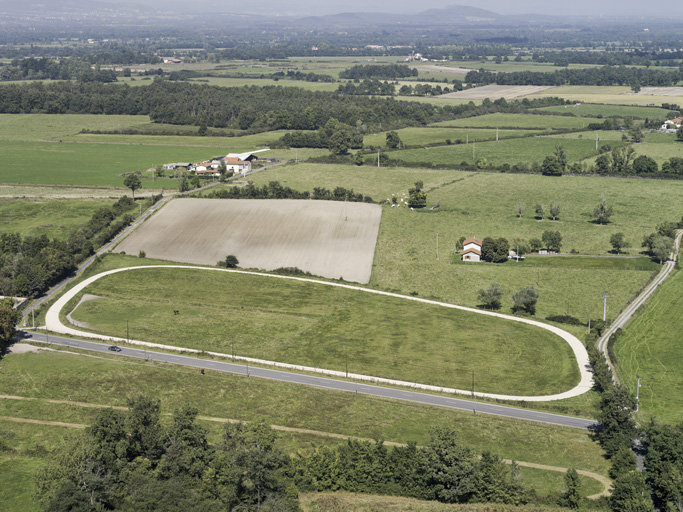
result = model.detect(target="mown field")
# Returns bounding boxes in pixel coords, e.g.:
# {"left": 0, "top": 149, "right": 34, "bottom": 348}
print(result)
{"left": 0, "top": 198, "right": 113, "bottom": 239}
{"left": 66, "top": 267, "right": 579, "bottom": 395}
{"left": 614, "top": 266, "right": 683, "bottom": 424}
{"left": 431, "top": 113, "right": 601, "bottom": 130}
{"left": 363, "top": 127, "right": 545, "bottom": 147}
{"left": 249, "top": 165, "right": 682, "bottom": 321}
{"left": 385, "top": 135, "right": 622, "bottom": 168}
{"left": 524, "top": 85, "right": 683, "bottom": 106}
{"left": 0, "top": 348, "right": 610, "bottom": 509}
{"left": 532, "top": 103, "right": 671, "bottom": 118}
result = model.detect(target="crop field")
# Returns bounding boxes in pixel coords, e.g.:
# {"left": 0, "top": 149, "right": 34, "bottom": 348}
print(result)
{"left": 636, "top": 86, "right": 683, "bottom": 97}
{"left": 0, "top": 349, "right": 610, "bottom": 502}
{"left": 533, "top": 103, "right": 671, "bottom": 118}
{"left": 431, "top": 113, "right": 598, "bottom": 130}
{"left": 614, "top": 266, "right": 683, "bottom": 424}
{"left": 363, "top": 127, "right": 545, "bottom": 147}
{"left": 386, "top": 135, "right": 619, "bottom": 168}
{"left": 115, "top": 198, "right": 382, "bottom": 283}
{"left": 439, "top": 85, "right": 558, "bottom": 100}
{"left": 524, "top": 85, "right": 683, "bottom": 106}
{"left": 0, "top": 114, "right": 153, "bottom": 141}
{"left": 67, "top": 266, "right": 579, "bottom": 395}
{"left": 0, "top": 198, "right": 112, "bottom": 239}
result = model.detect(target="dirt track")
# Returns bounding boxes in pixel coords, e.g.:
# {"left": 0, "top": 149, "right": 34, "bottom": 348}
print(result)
{"left": 115, "top": 198, "right": 382, "bottom": 283}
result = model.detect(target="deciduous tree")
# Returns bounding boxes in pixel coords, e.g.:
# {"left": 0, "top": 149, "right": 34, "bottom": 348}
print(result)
{"left": 511, "top": 286, "right": 538, "bottom": 315}
{"left": 542, "top": 230, "right": 563, "bottom": 252}
{"left": 123, "top": 174, "right": 142, "bottom": 199}
{"left": 610, "top": 233, "right": 629, "bottom": 254}
{"left": 0, "top": 297, "right": 19, "bottom": 351}
{"left": 549, "top": 201, "right": 561, "bottom": 220}
{"left": 592, "top": 194, "right": 613, "bottom": 224}
{"left": 477, "top": 282, "right": 504, "bottom": 310}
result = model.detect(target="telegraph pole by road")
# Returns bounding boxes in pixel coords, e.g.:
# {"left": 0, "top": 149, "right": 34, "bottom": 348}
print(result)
{"left": 603, "top": 292, "right": 609, "bottom": 322}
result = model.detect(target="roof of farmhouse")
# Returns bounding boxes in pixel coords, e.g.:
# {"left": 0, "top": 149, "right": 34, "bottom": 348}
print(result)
{"left": 225, "top": 149, "right": 270, "bottom": 161}
{"left": 463, "top": 237, "right": 482, "bottom": 246}
{"left": 462, "top": 247, "right": 482, "bottom": 256}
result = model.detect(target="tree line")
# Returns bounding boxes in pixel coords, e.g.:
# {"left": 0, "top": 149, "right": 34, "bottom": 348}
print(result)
{"left": 339, "top": 64, "right": 418, "bottom": 80}
{"left": 0, "top": 57, "right": 117, "bottom": 82}
{"left": 0, "top": 81, "right": 445, "bottom": 132}
{"left": 465, "top": 66, "right": 681, "bottom": 87}
{"left": 0, "top": 196, "right": 139, "bottom": 299}
{"left": 202, "top": 180, "right": 374, "bottom": 203}
{"left": 35, "top": 396, "right": 537, "bottom": 512}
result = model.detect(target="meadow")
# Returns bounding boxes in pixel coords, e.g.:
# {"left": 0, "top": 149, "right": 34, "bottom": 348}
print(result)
{"left": 0, "top": 198, "right": 113, "bottom": 239}
{"left": 430, "top": 113, "right": 601, "bottom": 130}
{"left": 249, "top": 165, "right": 683, "bottom": 321}
{"left": 0, "top": 349, "right": 610, "bottom": 497}
{"left": 613, "top": 266, "right": 683, "bottom": 424}
{"left": 67, "top": 267, "right": 579, "bottom": 395}
{"left": 532, "top": 103, "right": 671, "bottom": 118}
{"left": 363, "top": 127, "right": 545, "bottom": 147}
{"left": 385, "top": 135, "right": 621, "bottom": 168}
{"left": 0, "top": 113, "right": 152, "bottom": 141}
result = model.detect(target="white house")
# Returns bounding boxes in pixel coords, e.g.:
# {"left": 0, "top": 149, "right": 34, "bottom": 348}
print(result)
{"left": 462, "top": 237, "right": 482, "bottom": 262}
{"left": 661, "top": 117, "right": 683, "bottom": 131}
{"left": 224, "top": 157, "right": 251, "bottom": 176}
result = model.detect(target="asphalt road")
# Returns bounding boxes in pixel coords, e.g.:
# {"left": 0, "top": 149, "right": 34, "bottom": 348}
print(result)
{"left": 22, "top": 331, "right": 598, "bottom": 430}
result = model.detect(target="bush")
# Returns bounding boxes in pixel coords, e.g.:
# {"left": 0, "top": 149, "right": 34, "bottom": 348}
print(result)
{"left": 138, "top": 250, "right": 146, "bottom": 258}
{"left": 545, "top": 315, "right": 585, "bottom": 326}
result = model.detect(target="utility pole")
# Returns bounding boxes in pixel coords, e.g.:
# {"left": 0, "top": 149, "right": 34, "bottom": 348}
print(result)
{"left": 596, "top": 132, "right": 599, "bottom": 151}
{"left": 472, "top": 370, "right": 476, "bottom": 413}
{"left": 588, "top": 318, "right": 591, "bottom": 335}
{"left": 345, "top": 352, "right": 348, "bottom": 378}
{"left": 126, "top": 320, "right": 129, "bottom": 343}
{"left": 473, "top": 140, "right": 475, "bottom": 160}
{"left": 377, "top": 149, "right": 380, "bottom": 167}
{"left": 436, "top": 232, "right": 439, "bottom": 260}
{"left": 636, "top": 375, "right": 641, "bottom": 412}
{"left": 603, "top": 292, "right": 609, "bottom": 322}
{"left": 466, "top": 133, "right": 468, "bottom": 144}
{"left": 32, "top": 308, "right": 35, "bottom": 329}
{"left": 496, "top": 127, "right": 499, "bottom": 141}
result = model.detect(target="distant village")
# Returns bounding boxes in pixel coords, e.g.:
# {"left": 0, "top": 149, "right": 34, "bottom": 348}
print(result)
{"left": 163, "top": 150, "right": 270, "bottom": 177}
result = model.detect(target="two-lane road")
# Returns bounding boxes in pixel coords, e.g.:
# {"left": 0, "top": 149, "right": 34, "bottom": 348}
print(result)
{"left": 22, "top": 332, "right": 598, "bottom": 430}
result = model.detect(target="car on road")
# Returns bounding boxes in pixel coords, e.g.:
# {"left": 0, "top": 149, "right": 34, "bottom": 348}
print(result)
{"left": 108, "top": 345, "right": 122, "bottom": 352}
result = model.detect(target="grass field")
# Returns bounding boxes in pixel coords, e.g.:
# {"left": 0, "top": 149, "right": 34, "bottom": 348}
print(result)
{"left": 533, "top": 104, "right": 671, "bottom": 119}
{"left": 0, "top": 141, "right": 225, "bottom": 186}
{"left": 0, "top": 349, "right": 610, "bottom": 475}
{"left": 385, "top": 135, "right": 621, "bottom": 168}
{"left": 248, "top": 165, "right": 682, "bottom": 320}
{"left": 67, "top": 267, "right": 579, "bottom": 395}
{"left": 65, "top": 129, "right": 286, "bottom": 148}
{"left": 363, "top": 127, "right": 545, "bottom": 147}
{"left": 430, "top": 113, "right": 600, "bottom": 130}
{"left": 0, "top": 114, "right": 152, "bottom": 141}
{"left": 613, "top": 266, "right": 683, "bottom": 424}
{"left": 0, "top": 198, "right": 112, "bottom": 239}
{"left": 525, "top": 85, "right": 683, "bottom": 107}
{"left": 188, "top": 76, "right": 341, "bottom": 92}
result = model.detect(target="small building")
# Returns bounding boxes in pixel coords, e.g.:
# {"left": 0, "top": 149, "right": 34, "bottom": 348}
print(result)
{"left": 224, "top": 157, "right": 251, "bottom": 176}
{"left": 462, "top": 237, "right": 482, "bottom": 262}
{"left": 661, "top": 117, "right": 683, "bottom": 130}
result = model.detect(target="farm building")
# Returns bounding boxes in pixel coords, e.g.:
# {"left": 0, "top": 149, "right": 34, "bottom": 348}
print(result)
{"left": 224, "top": 157, "right": 251, "bottom": 176}
{"left": 661, "top": 117, "right": 683, "bottom": 131}
{"left": 462, "top": 237, "right": 482, "bottom": 262}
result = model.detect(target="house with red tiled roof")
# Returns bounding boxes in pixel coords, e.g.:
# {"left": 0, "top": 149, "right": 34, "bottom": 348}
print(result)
{"left": 462, "top": 237, "right": 482, "bottom": 262}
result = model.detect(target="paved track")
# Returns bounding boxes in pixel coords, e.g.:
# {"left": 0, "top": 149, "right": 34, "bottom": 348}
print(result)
{"left": 23, "top": 332, "right": 597, "bottom": 430}
{"left": 598, "top": 230, "right": 682, "bottom": 373}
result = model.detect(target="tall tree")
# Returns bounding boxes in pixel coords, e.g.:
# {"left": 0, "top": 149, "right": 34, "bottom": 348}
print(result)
{"left": 386, "top": 131, "right": 401, "bottom": 149}
{"left": 593, "top": 194, "right": 614, "bottom": 224}
{"left": 559, "top": 468, "right": 581, "bottom": 510}
{"left": 0, "top": 297, "right": 19, "bottom": 351}
{"left": 123, "top": 174, "right": 142, "bottom": 199}
{"left": 549, "top": 201, "right": 561, "bottom": 221}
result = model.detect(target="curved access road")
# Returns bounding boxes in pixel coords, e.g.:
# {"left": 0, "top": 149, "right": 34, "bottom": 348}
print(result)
{"left": 598, "top": 230, "right": 682, "bottom": 373}
{"left": 46, "top": 265, "right": 593, "bottom": 402}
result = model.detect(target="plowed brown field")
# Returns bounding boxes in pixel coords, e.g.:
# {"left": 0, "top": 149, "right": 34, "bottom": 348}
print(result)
{"left": 116, "top": 198, "right": 382, "bottom": 283}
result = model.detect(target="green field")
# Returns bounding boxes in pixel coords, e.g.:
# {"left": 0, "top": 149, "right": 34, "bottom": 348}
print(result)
{"left": 0, "top": 198, "right": 113, "bottom": 239}
{"left": 0, "top": 114, "right": 152, "bottom": 141}
{"left": 614, "top": 266, "right": 683, "bottom": 424}
{"left": 363, "top": 127, "right": 545, "bottom": 147}
{"left": 0, "top": 349, "right": 610, "bottom": 479}
{"left": 385, "top": 135, "right": 622, "bottom": 168}
{"left": 67, "top": 267, "right": 579, "bottom": 395}
{"left": 431, "top": 113, "right": 596, "bottom": 130}
{"left": 248, "top": 165, "right": 682, "bottom": 320}
{"left": 0, "top": 140, "right": 225, "bottom": 186}
{"left": 533, "top": 103, "right": 671, "bottom": 119}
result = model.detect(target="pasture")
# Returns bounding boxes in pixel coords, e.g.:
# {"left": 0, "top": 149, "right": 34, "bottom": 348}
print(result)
{"left": 533, "top": 103, "right": 671, "bottom": 119}
{"left": 430, "top": 113, "right": 598, "bottom": 130}
{"left": 67, "top": 267, "right": 579, "bottom": 395}
{"left": 115, "top": 198, "right": 382, "bottom": 283}
{"left": 363, "top": 127, "right": 545, "bottom": 147}
{"left": 0, "top": 348, "right": 609, "bottom": 503}
{"left": 385, "top": 135, "right": 618, "bottom": 168}
{"left": 249, "top": 165, "right": 683, "bottom": 320}
{"left": 0, "top": 198, "right": 112, "bottom": 239}
{"left": 0, "top": 114, "right": 152, "bottom": 141}
{"left": 614, "top": 266, "right": 683, "bottom": 424}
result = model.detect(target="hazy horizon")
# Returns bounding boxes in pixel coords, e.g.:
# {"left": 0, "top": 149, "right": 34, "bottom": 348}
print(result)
{"left": 6, "top": 0, "right": 683, "bottom": 18}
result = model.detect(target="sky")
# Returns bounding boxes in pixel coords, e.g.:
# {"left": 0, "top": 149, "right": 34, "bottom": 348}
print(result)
{"left": 143, "top": 0, "right": 683, "bottom": 17}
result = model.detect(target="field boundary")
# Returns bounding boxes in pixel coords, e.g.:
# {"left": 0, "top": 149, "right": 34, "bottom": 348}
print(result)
{"left": 45, "top": 265, "right": 593, "bottom": 402}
